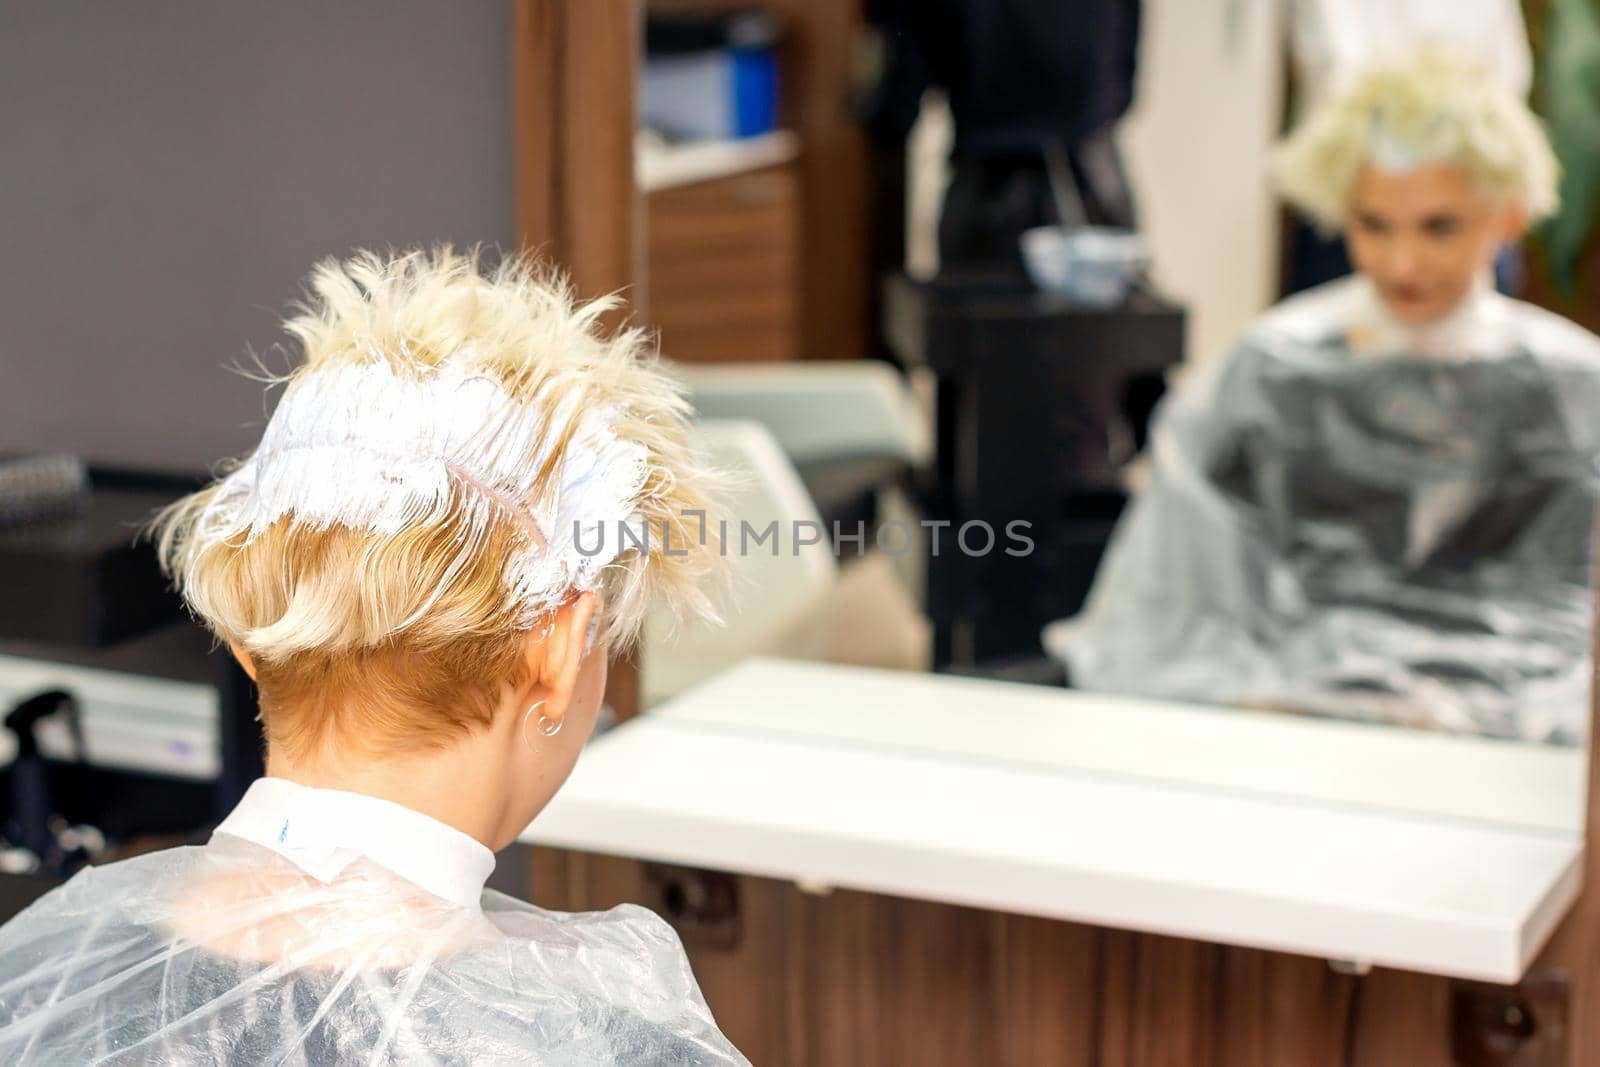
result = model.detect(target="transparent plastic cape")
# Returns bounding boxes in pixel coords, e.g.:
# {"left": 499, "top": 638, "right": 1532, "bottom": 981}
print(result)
{"left": 0, "top": 833, "right": 748, "bottom": 1065}
{"left": 1044, "top": 280, "right": 1600, "bottom": 744}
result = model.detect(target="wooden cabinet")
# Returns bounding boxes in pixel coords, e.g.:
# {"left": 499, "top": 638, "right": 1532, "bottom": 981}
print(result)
{"left": 645, "top": 0, "right": 869, "bottom": 361}
{"left": 647, "top": 162, "right": 802, "bottom": 363}
{"left": 529, "top": 848, "right": 1478, "bottom": 1066}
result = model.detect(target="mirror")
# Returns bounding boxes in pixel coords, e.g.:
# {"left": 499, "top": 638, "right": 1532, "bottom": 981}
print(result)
{"left": 631, "top": 0, "right": 1596, "bottom": 863}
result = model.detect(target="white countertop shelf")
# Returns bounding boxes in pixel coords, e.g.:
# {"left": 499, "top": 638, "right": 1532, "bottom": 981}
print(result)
{"left": 523, "top": 658, "right": 1585, "bottom": 983}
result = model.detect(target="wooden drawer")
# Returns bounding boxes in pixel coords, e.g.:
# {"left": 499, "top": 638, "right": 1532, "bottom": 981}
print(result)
{"left": 647, "top": 162, "right": 801, "bottom": 362}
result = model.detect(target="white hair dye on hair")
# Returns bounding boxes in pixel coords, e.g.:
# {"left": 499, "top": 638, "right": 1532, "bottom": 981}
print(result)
{"left": 152, "top": 248, "right": 734, "bottom": 664}
{"left": 1272, "top": 51, "right": 1560, "bottom": 232}
{"left": 195, "top": 359, "right": 650, "bottom": 633}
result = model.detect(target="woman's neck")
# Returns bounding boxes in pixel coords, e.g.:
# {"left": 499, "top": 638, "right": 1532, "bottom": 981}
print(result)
{"left": 264, "top": 722, "right": 519, "bottom": 850}
{"left": 1352, "top": 271, "right": 1506, "bottom": 360}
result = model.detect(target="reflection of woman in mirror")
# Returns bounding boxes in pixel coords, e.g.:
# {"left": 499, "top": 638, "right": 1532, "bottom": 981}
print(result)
{"left": 1044, "top": 53, "right": 1600, "bottom": 744}
{"left": 1280, "top": 0, "right": 1535, "bottom": 294}
{"left": 0, "top": 250, "right": 748, "bottom": 1062}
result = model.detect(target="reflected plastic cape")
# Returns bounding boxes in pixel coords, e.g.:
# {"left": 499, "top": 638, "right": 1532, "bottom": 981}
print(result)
{"left": 1045, "top": 278, "right": 1600, "bottom": 744}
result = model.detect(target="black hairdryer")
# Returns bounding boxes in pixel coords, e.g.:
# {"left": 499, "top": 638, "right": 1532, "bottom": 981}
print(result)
{"left": 4, "top": 689, "right": 84, "bottom": 870}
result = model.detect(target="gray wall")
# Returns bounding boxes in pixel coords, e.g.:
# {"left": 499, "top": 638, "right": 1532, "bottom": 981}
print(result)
{"left": 0, "top": 1, "right": 514, "bottom": 473}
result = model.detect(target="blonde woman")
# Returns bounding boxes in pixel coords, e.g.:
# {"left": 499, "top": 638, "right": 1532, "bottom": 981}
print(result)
{"left": 1045, "top": 54, "right": 1600, "bottom": 743}
{"left": 0, "top": 250, "right": 748, "bottom": 1063}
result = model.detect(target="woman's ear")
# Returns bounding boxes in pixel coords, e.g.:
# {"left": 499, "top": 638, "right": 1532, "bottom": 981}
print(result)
{"left": 227, "top": 641, "right": 258, "bottom": 683}
{"left": 1497, "top": 200, "right": 1530, "bottom": 244}
{"left": 520, "top": 592, "right": 599, "bottom": 731}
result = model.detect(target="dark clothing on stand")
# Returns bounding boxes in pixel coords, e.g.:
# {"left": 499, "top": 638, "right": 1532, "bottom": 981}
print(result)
{"left": 866, "top": 0, "right": 1141, "bottom": 154}
{"left": 864, "top": 0, "right": 1144, "bottom": 270}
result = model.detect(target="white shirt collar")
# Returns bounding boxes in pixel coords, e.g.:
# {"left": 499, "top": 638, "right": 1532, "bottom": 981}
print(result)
{"left": 212, "top": 777, "right": 496, "bottom": 911}
{"left": 1344, "top": 273, "right": 1517, "bottom": 362}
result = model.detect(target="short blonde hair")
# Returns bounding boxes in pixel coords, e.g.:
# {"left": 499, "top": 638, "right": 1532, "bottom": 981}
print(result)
{"left": 1273, "top": 52, "right": 1560, "bottom": 232}
{"left": 153, "top": 248, "right": 728, "bottom": 757}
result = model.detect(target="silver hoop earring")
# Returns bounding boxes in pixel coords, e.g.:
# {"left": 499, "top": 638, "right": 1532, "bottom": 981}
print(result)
{"left": 521, "top": 700, "right": 562, "bottom": 749}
